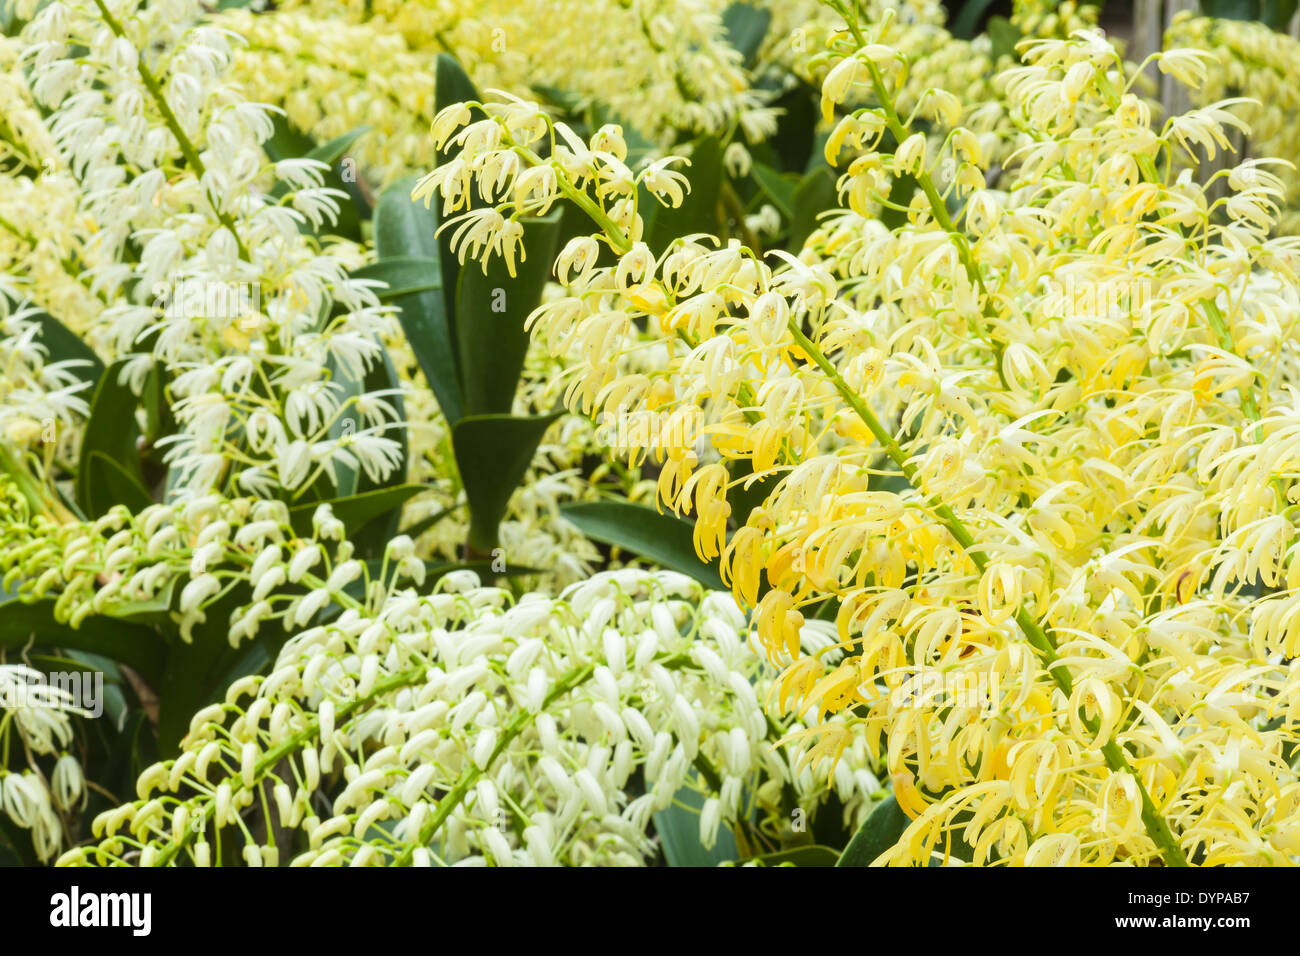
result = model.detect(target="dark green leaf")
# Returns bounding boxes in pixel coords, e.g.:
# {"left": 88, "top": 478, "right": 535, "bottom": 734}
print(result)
{"left": 768, "top": 83, "right": 819, "bottom": 174}
{"left": 726, "top": 458, "right": 778, "bottom": 528}
{"left": 951, "top": 0, "right": 999, "bottom": 38}
{"left": 1260, "top": 0, "right": 1298, "bottom": 28}
{"left": 1198, "top": 0, "right": 1261, "bottom": 19}
{"left": 288, "top": 484, "right": 424, "bottom": 537}
{"left": 350, "top": 257, "right": 442, "bottom": 300}
{"left": 76, "top": 359, "right": 144, "bottom": 518}
{"left": 788, "top": 165, "right": 837, "bottom": 251}
{"left": 750, "top": 162, "right": 795, "bottom": 219}
{"left": 155, "top": 586, "right": 282, "bottom": 755}
{"left": 399, "top": 503, "right": 464, "bottom": 539}
{"left": 354, "top": 344, "right": 408, "bottom": 495}
{"left": 455, "top": 211, "right": 562, "bottom": 416}
{"left": 738, "top": 845, "right": 841, "bottom": 867}
{"left": 434, "top": 53, "right": 483, "bottom": 165}
{"left": 375, "top": 177, "right": 462, "bottom": 423}
{"left": 84, "top": 450, "right": 152, "bottom": 515}
{"left": 641, "top": 135, "right": 723, "bottom": 255}
{"left": 29, "top": 309, "right": 103, "bottom": 386}
{"left": 835, "top": 794, "right": 910, "bottom": 866}
{"left": 0, "top": 597, "right": 164, "bottom": 686}
{"left": 263, "top": 113, "right": 317, "bottom": 163}
{"left": 268, "top": 124, "right": 371, "bottom": 240}
{"left": 655, "top": 773, "right": 738, "bottom": 866}
{"left": 0, "top": 816, "right": 37, "bottom": 866}
{"left": 722, "top": 2, "right": 771, "bottom": 67}
{"left": 451, "top": 412, "right": 561, "bottom": 553}
{"left": 559, "top": 500, "right": 726, "bottom": 591}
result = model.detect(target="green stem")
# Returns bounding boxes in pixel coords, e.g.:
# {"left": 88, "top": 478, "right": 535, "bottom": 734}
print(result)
{"left": 89, "top": 0, "right": 251, "bottom": 261}
{"left": 786, "top": 317, "right": 1188, "bottom": 866}
{"left": 394, "top": 661, "right": 596, "bottom": 865}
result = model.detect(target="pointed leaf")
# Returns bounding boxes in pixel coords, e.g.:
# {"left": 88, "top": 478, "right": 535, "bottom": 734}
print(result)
{"left": 84, "top": 451, "right": 152, "bottom": 515}
{"left": 77, "top": 360, "right": 144, "bottom": 517}
{"left": 835, "top": 795, "right": 910, "bottom": 867}
{"left": 455, "top": 211, "right": 562, "bottom": 416}
{"left": 788, "top": 164, "right": 837, "bottom": 251}
{"left": 559, "top": 500, "right": 726, "bottom": 591}
{"left": 750, "top": 162, "right": 795, "bottom": 219}
{"left": 268, "top": 123, "right": 371, "bottom": 240}
{"left": 641, "top": 135, "right": 724, "bottom": 255}
{"left": 738, "top": 845, "right": 841, "bottom": 867}
{"left": 434, "top": 53, "right": 483, "bottom": 165}
{"left": 29, "top": 309, "right": 103, "bottom": 386}
{"left": 288, "top": 484, "right": 424, "bottom": 537}
{"left": 451, "top": 412, "right": 561, "bottom": 552}
{"left": 350, "top": 257, "right": 442, "bottom": 301}
{"left": 0, "top": 597, "right": 163, "bottom": 686}
{"left": 722, "top": 2, "right": 771, "bottom": 67}
{"left": 655, "top": 773, "right": 738, "bottom": 866}
{"left": 375, "top": 177, "right": 462, "bottom": 423}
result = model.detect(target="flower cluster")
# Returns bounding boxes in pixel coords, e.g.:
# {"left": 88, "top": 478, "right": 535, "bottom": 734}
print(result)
{"left": 1165, "top": 12, "right": 1300, "bottom": 235}
{"left": 216, "top": 8, "right": 438, "bottom": 186}
{"left": 0, "top": 664, "right": 85, "bottom": 862}
{"left": 273, "top": 0, "right": 777, "bottom": 147}
{"left": 8, "top": 0, "right": 403, "bottom": 500}
{"left": 417, "top": 2, "right": 1300, "bottom": 865}
{"left": 64, "top": 570, "right": 882, "bottom": 866}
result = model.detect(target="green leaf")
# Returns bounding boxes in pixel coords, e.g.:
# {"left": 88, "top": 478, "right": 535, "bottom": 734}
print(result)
{"left": 1260, "top": 0, "right": 1298, "bottom": 28}
{"left": 84, "top": 450, "right": 152, "bottom": 515}
{"left": 1199, "top": 0, "right": 1261, "bottom": 19}
{"left": 309, "top": 340, "right": 407, "bottom": 507}
{"left": 375, "top": 177, "right": 462, "bottom": 424}
{"left": 155, "top": 586, "right": 283, "bottom": 755}
{"left": 263, "top": 113, "right": 317, "bottom": 163}
{"left": 0, "top": 0, "right": 18, "bottom": 37}
{"left": 434, "top": 53, "right": 483, "bottom": 166}
{"left": 726, "top": 458, "right": 778, "bottom": 529}
{"left": 355, "top": 344, "right": 408, "bottom": 495}
{"left": 350, "top": 257, "right": 442, "bottom": 300}
{"left": 641, "top": 135, "right": 723, "bottom": 255}
{"left": 29, "top": 309, "right": 104, "bottom": 386}
{"left": 305, "top": 126, "right": 370, "bottom": 170}
{"left": 835, "top": 795, "right": 910, "bottom": 867}
{"left": 0, "top": 816, "right": 37, "bottom": 866}
{"left": 768, "top": 83, "right": 819, "bottom": 174}
{"left": 951, "top": 0, "right": 999, "bottom": 39}
{"left": 451, "top": 412, "right": 561, "bottom": 553}
{"left": 655, "top": 774, "right": 738, "bottom": 866}
{"left": 737, "top": 845, "right": 841, "bottom": 867}
{"left": 268, "top": 124, "right": 371, "bottom": 241}
{"left": 987, "top": 15, "right": 1022, "bottom": 61}
{"left": 288, "top": 484, "right": 424, "bottom": 537}
{"left": 559, "top": 501, "right": 726, "bottom": 591}
{"left": 455, "top": 211, "right": 562, "bottom": 416}
{"left": 0, "top": 597, "right": 164, "bottom": 686}
{"left": 750, "top": 162, "right": 795, "bottom": 219}
{"left": 399, "top": 503, "right": 463, "bottom": 539}
{"left": 76, "top": 359, "right": 144, "bottom": 518}
{"left": 722, "top": 2, "right": 771, "bottom": 67}
{"left": 788, "top": 165, "right": 837, "bottom": 251}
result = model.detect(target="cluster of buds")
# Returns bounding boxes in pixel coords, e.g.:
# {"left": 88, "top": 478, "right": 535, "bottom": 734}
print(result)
{"left": 65, "top": 570, "right": 884, "bottom": 866}
{"left": 411, "top": 2, "right": 1300, "bottom": 866}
